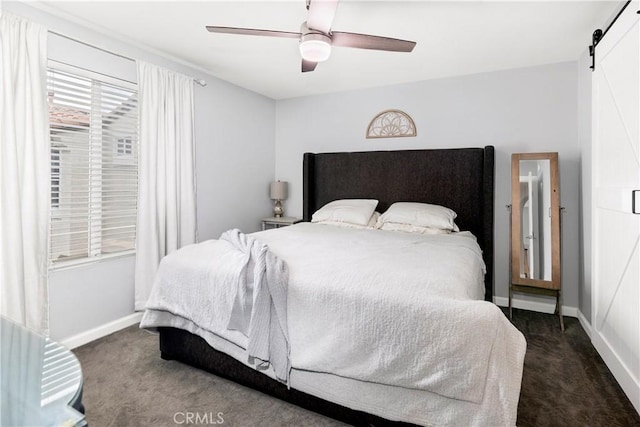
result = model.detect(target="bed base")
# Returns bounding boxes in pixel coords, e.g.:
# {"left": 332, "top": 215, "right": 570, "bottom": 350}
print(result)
{"left": 159, "top": 327, "right": 417, "bottom": 427}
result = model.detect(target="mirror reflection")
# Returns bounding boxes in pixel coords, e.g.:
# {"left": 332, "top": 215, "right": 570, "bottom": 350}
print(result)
{"left": 518, "top": 159, "right": 552, "bottom": 281}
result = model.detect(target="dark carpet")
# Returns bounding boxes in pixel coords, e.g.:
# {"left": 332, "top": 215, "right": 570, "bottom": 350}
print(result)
{"left": 73, "top": 309, "right": 640, "bottom": 426}
{"left": 507, "top": 309, "right": 639, "bottom": 427}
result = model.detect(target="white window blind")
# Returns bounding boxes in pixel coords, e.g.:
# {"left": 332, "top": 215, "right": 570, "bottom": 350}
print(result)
{"left": 47, "top": 66, "right": 138, "bottom": 266}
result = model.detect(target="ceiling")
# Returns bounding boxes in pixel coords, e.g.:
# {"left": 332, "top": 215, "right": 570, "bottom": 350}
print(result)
{"left": 32, "top": 1, "right": 620, "bottom": 99}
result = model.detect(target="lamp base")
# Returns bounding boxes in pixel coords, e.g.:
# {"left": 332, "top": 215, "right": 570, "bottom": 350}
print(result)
{"left": 273, "top": 200, "right": 284, "bottom": 218}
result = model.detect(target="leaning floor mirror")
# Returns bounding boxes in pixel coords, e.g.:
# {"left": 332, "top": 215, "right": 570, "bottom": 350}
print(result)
{"left": 509, "top": 152, "right": 563, "bottom": 330}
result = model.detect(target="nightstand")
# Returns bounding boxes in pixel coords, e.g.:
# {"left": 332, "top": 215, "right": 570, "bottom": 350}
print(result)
{"left": 261, "top": 216, "right": 302, "bottom": 231}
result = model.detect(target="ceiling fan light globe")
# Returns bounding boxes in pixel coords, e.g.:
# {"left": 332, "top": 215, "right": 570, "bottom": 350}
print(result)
{"left": 299, "top": 33, "right": 332, "bottom": 62}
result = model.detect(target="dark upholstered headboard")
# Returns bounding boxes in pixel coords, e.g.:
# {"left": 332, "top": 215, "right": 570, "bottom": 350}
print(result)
{"left": 302, "top": 146, "right": 495, "bottom": 302}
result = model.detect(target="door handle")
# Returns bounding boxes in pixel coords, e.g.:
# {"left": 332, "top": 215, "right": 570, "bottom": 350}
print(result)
{"left": 633, "top": 190, "right": 640, "bottom": 214}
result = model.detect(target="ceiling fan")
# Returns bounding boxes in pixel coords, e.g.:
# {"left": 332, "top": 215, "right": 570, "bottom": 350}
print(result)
{"left": 206, "top": 0, "right": 416, "bottom": 72}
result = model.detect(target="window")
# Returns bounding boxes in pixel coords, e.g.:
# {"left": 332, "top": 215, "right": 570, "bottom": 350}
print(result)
{"left": 47, "top": 66, "right": 138, "bottom": 266}
{"left": 117, "top": 137, "right": 133, "bottom": 156}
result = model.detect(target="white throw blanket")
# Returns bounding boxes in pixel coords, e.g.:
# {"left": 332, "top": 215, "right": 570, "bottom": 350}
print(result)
{"left": 142, "top": 229, "right": 290, "bottom": 385}
{"left": 219, "top": 229, "right": 290, "bottom": 385}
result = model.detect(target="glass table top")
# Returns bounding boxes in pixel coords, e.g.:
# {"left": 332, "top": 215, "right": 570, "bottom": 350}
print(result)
{"left": 1, "top": 317, "right": 86, "bottom": 427}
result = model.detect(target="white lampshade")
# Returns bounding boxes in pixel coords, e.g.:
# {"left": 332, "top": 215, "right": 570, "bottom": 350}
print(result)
{"left": 270, "top": 181, "right": 288, "bottom": 200}
{"left": 299, "top": 33, "right": 332, "bottom": 62}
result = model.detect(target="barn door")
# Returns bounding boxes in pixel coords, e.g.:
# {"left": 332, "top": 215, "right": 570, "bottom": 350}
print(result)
{"left": 592, "top": 1, "right": 640, "bottom": 413}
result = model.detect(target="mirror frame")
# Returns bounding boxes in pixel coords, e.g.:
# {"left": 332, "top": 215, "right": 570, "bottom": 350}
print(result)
{"left": 511, "top": 152, "right": 561, "bottom": 290}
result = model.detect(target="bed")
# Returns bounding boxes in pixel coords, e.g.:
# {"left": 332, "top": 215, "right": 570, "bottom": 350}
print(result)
{"left": 142, "top": 146, "right": 526, "bottom": 426}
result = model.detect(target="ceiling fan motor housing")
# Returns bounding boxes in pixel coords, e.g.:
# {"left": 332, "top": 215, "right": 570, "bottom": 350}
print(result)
{"left": 299, "top": 27, "right": 332, "bottom": 62}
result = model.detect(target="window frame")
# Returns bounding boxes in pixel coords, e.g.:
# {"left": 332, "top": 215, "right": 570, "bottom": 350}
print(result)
{"left": 47, "top": 61, "right": 139, "bottom": 270}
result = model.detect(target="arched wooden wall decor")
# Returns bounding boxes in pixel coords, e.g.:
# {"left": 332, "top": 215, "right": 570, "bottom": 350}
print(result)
{"left": 366, "top": 109, "right": 417, "bottom": 139}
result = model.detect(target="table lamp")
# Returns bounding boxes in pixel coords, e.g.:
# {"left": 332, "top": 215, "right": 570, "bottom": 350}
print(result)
{"left": 270, "top": 180, "right": 288, "bottom": 218}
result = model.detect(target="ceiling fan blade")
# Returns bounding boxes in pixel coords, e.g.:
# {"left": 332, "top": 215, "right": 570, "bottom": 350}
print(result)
{"left": 331, "top": 31, "right": 416, "bottom": 52}
{"left": 302, "top": 59, "right": 318, "bottom": 72}
{"left": 206, "top": 26, "right": 301, "bottom": 39}
{"left": 306, "top": 0, "right": 339, "bottom": 34}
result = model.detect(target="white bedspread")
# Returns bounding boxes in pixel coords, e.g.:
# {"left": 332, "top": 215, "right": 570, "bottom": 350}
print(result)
{"left": 141, "top": 223, "right": 525, "bottom": 410}
{"left": 255, "top": 223, "right": 506, "bottom": 403}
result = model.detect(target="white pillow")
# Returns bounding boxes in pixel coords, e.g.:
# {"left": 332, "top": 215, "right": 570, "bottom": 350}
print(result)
{"left": 311, "top": 199, "right": 379, "bottom": 226}
{"left": 379, "top": 222, "right": 452, "bottom": 235}
{"left": 316, "top": 212, "right": 380, "bottom": 230}
{"left": 377, "top": 202, "right": 459, "bottom": 231}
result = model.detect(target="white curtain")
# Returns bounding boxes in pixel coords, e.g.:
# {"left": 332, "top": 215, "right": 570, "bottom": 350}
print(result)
{"left": 135, "top": 61, "right": 197, "bottom": 310}
{"left": 0, "top": 13, "right": 50, "bottom": 333}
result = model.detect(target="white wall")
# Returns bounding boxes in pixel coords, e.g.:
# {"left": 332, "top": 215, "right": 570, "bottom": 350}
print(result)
{"left": 4, "top": 2, "right": 275, "bottom": 342}
{"left": 194, "top": 69, "right": 275, "bottom": 241}
{"left": 275, "top": 62, "right": 581, "bottom": 307}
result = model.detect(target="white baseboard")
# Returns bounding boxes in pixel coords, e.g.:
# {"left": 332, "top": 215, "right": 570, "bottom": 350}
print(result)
{"left": 493, "top": 296, "right": 578, "bottom": 318}
{"left": 577, "top": 310, "right": 592, "bottom": 338}
{"left": 60, "top": 312, "right": 143, "bottom": 350}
